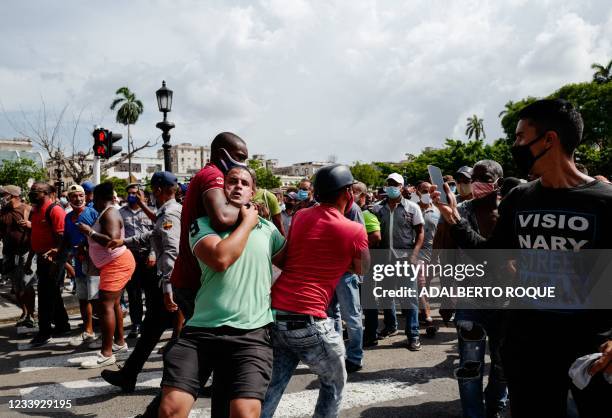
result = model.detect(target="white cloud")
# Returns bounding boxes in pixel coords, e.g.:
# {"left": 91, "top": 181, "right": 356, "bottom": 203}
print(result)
{"left": 0, "top": 0, "right": 610, "bottom": 165}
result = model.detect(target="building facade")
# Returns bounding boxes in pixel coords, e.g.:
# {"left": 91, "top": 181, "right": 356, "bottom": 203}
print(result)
{"left": 157, "top": 143, "right": 210, "bottom": 180}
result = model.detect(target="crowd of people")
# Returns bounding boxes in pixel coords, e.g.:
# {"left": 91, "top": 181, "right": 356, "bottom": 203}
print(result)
{"left": 0, "top": 98, "right": 611, "bottom": 418}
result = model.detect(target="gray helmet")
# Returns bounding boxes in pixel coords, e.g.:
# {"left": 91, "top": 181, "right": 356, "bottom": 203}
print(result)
{"left": 313, "top": 164, "right": 355, "bottom": 197}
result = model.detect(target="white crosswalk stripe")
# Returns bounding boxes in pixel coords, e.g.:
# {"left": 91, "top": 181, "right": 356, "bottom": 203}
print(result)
{"left": 189, "top": 378, "right": 425, "bottom": 418}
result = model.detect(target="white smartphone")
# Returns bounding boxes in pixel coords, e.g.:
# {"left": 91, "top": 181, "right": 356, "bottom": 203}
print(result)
{"left": 427, "top": 165, "right": 448, "bottom": 205}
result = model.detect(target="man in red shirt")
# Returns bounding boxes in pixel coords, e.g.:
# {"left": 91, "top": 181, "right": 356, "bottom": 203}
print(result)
{"left": 165, "top": 132, "right": 248, "bottom": 320}
{"left": 26, "top": 182, "right": 71, "bottom": 347}
{"left": 262, "top": 164, "right": 370, "bottom": 418}
{"left": 137, "top": 132, "right": 249, "bottom": 418}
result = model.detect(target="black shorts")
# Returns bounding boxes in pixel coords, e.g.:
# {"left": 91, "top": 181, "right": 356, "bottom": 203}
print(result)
{"left": 161, "top": 325, "right": 273, "bottom": 401}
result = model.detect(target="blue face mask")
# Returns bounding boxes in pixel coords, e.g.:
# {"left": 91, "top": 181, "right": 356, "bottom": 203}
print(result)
{"left": 384, "top": 186, "right": 401, "bottom": 199}
{"left": 297, "top": 190, "right": 309, "bottom": 201}
{"left": 127, "top": 195, "right": 138, "bottom": 205}
{"left": 219, "top": 148, "right": 247, "bottom": 174}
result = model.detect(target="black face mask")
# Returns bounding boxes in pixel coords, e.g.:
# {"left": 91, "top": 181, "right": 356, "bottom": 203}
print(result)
{"left": 511, "top": 132, "right": 549, "bottom": 176}
{"left": 28, "top": 193, "right": 40, "bottom": 205}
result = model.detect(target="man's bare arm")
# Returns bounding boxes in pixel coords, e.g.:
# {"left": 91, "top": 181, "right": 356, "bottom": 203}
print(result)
{"left": 203, "top": 188, "right": 241, "bottom": 232}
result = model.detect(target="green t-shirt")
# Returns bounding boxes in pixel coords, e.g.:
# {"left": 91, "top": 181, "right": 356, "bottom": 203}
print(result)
{"left": 188, "top": 216, "right": 285, "bottom": 329}
{"left": 253, "top": 189, "right": 282, "bottom": 218}
{"left": 363, "top": 210, "right": 381, "bottom": 234}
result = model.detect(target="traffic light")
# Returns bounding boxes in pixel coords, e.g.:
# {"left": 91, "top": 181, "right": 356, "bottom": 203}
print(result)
{"left": 107, "top": 131, "right": 123, "bottom": 158}
{"left": 93, "top": 128, "right": 106, "bottom": 157}
{"left": 92, "top": 128, "right": 123, "bottom": 158}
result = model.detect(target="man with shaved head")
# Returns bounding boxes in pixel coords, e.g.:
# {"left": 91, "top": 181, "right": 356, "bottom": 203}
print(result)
{"left": 137, "top": 132, "right": 249, "bottom": 417}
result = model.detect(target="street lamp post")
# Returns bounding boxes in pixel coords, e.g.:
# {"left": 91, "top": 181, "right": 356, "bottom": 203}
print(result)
{"left": 155, "top": 80, "right": 175, "bottom": 172}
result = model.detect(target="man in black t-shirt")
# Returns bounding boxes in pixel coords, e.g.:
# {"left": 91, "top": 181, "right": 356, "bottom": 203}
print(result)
{"left": 433, "top": 99, "right": 612, "bottom": 418}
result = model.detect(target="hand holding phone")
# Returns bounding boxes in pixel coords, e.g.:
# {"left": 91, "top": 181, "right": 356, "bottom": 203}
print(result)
{"left": 427, "top": 165, "right": 448, "bottom": 205}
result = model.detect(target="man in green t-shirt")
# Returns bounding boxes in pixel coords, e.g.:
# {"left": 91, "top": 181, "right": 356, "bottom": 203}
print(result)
{"left": 253, "top": 188, "right": 286, "bottom": 236}
{"left": 159, "top": 166, "right": 285, "bottom": 418}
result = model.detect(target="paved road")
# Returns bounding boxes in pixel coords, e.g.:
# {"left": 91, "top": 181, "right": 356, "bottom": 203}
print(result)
{"left": 0, "top": 313, "right": 486, "bottom": 417}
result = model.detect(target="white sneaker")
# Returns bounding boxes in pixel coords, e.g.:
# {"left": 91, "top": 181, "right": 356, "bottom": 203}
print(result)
{"left": 88, "top": 340, "right": 102, "bottom": 349}
{"left": 80, "top": 352, "right": 116, "bottom": 369}
{"left": 69, "top": 332, "right": 96, "bottom": 347}
{"left": 112, "top": 342, "right": 128, "bottom": 353}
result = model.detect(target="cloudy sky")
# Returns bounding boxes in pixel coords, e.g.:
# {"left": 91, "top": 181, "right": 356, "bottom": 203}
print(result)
{"left": 1, "top": 0, "right": 611, "bottom": 166}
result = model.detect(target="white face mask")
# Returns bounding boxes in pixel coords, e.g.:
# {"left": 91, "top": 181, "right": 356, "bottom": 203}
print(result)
{"left": 420, "top": 193, "right": 432, "bottom": 205}
{"left": 410, "top": 193, "right": 420, "bottom": 203}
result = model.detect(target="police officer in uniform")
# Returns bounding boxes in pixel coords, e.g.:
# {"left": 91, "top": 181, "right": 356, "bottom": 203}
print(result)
{"left": 101, "top": 171, "right": 182, "bottom": 392}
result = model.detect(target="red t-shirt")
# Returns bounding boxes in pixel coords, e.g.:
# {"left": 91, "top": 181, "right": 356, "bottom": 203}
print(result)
{"left": 170, "top": 163, "right": 224, "bottom": 289}
{"left": 30, "top": 199, "right": 65, "bottom": 254}
{"left": 271, "top": 204, "right": 369, "bottom": 318}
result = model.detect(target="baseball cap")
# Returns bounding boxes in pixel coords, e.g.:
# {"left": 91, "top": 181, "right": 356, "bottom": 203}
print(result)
{"left": 0, "top": 185, "right": 21, "bottom": 196}
{"left": 67, "top": 184, "right": 85, "bottom": 195}
{"left": 385, "top": 173, "right": 405, "bottom": 186}
{"left": 286, "top": 191, "right": 298, "bottom": 200}
{"left": 455, "top": 166, "right": 473, "bottom": 179}
{"left": 81, "top": 181, "right": 95, "bottom": 193}
{"left": 151, "top": 171, "right": 178, "bottom": 187}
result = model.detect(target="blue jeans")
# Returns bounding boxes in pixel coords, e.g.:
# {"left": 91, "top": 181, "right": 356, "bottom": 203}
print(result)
{"left": 327, "top": 273, "right": 364, "bottom": 365}
{"left": 383, "top": 301, "right": 419, "bottom": 340}
{"left": 454, "top": 310, "right": 508, "bottom": 418}
{"left": 262, "top": 317, "right": 347, "bottom": 418}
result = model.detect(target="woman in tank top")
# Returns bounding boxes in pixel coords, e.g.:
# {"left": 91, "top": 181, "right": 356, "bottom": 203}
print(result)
{"left": 77, "top": 182, "right": 136, "bottom": 368}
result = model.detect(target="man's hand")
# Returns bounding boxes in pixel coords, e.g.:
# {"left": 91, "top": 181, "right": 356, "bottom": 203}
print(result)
{"left": 590, "top": 340, "right": 612, "bottom": 375}
{"left": 164, "top": 293, "right": 178, "bottom": 312}
{"left": 430, "top": 183, "right": 461, "bottom": 224}
{"left": 43, "top": 248, "right": 58, "bottom": 260}
{"left": 77, "top": 223, "right": 93, "bottom": 236}
{"left": 107, "top": 238, "right": 125, "bottom": 249}
{"left": 146, "top": 254, "right": 156, "bottom": 268}
{"left": 65, "top": 263, "right": 76, "bottom": 278}
{"left": 241, "top": 204, "right": 260, "bottom": 229}
{"left": 17, "top": 219, "right": 31, "bottom": 229}
{"left": 136, "top": 190, "right": 147, "bottom": 207}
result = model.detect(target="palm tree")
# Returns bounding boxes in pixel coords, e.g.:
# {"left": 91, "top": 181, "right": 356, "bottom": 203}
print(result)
{"left": 591, "top": 59, "right": 612, "bottom": 84}
{"left": 498, "top": 100, "right": 514, "bottom": 118}
{"left": 110, "top": 87, "right": 144, "bottom": 179}
{"left": 465, "top": 114, "right": 486, "bottom": 141}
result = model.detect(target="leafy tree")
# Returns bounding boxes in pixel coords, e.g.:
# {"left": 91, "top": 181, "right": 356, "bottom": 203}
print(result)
{"left": 110, "top": 87, "right": 144, "bottom": 179}
{"left": 499, "top": 81, "right": 612, "bottom": 176}
{"left": 350, "top": 162, "right": 383, "bottom": 187}
{"left": 100, "top": 175, "right": 129, "bottom": 198}
{"left": 591, "top": 59, "right": 612, "bottom": 84}
{"left": 465, "top": 114, "right": 486, "bottom": 141}
{"left": 247, "top": 160, "right": 281, "bottom": 190}
{"left": 0, "top": 158, "right": 47, "bottom": 191}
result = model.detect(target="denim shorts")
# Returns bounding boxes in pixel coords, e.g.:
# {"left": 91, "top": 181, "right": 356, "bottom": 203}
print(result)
{"left": 75, "top": 275, "right": 99, "bottom": 301}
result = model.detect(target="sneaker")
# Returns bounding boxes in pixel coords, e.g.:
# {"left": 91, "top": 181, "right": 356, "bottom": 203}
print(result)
{"left": 15, "top": 313, "right": 27, "bottom": 326}
{"left": 425, "top": 324, "right": 438, "bottom": 338}
{"left": 51, "top": 323, "right": 71, "bottom": 337}
{"left": 101, "top": 369, "right": 136, "bottom": 393}
{"left": 345, "top": 360, "right": 363, "bottom": 373}
{"left": 21, "top": 317, "right": 37, "bottom": 328}
{"left": 127, "top": 324, "right": 141, "bottom": 339}
{"left": 88, "top": 340, "right": 102, "bottom": 349}
{"left": 379, "top": 328, "right": 399, "bottom": 339}
{"left": 80, "top": 352, "right": 116, "bottom": 369}
{"left": 29, "top": 334, "right": 51, "bottom": 347}
{"left": 363, "top": 338, "right": 379, "bottom": 348}
{"left": 407, "top": 338, "right": 422, "bottom": 351}
{"left": 69, "top": 332, "right": 97, "bottom": 347}
{"left": 112, "top": 342, "right": 128, "bottom": 353}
